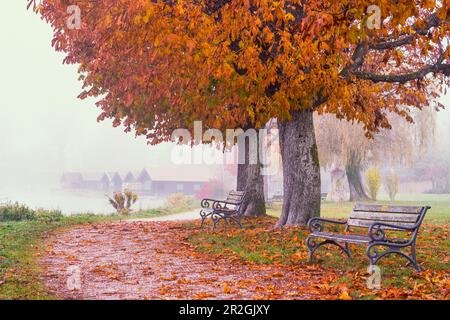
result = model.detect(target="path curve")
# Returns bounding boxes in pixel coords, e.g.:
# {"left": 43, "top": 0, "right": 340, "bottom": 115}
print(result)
{"left": 126, "top": 209, "right": 200, "bottom": 223}
{"left": 41, "top": 221, "right": 314, "bottom": 300}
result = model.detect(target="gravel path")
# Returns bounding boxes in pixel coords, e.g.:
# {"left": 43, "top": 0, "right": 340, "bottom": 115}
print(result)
{"left": 40, "top": 220, "right": 313, "bottom": 300}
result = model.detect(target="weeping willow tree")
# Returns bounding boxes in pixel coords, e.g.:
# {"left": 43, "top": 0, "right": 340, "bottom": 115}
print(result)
{"left": 315, "top": 108, "right": 436, "bottom": 201}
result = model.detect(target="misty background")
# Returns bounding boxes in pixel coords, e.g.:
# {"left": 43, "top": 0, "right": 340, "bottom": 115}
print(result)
{"left": 0, "top": 3, "right": 179, "bottom": 213}
{"left": 0, "top": 3, "right": 449, "bottom": 214}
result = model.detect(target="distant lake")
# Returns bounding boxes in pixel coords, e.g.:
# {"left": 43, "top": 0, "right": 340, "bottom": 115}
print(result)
{"left": 0, "top": 183, "right": 166, "bottom": 215}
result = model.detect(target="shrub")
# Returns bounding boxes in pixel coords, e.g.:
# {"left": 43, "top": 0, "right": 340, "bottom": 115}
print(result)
{"left": 165, "top": 193, "right": 193, "bottom": 212}
{"left": 384, "top": 170, "right": 399, "bottom": 201}
{"left": 34, "top": 208, "right": 63, "bottom": 222}
{"left": 366, "top": 167, "right": 381, "bottom": 201}
{"left": 0, "top": 202, "right": 35, "bottom": 222}
{"left": 0, "top": 203, "right": 66, "bottom": 222}
{"left": 107, "top": 189, "right": 138, "bottom": 215}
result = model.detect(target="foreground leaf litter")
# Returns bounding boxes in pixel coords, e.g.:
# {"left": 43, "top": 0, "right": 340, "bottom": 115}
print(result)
{"left": 40, "top": 218, "right": 449, "bottom": 300}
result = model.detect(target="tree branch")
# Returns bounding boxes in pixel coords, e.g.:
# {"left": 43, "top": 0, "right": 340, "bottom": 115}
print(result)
{"left": 369, "top": 13, "right": 442, "bottom": 50}
{"left": 341, "top": 41, "right": 368, "bottom": 80}
{"left": 353, "top": 62, "right": 450, "bottom": 83}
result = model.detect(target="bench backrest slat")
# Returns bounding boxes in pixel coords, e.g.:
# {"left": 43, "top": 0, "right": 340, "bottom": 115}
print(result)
{"left": 353, "top": 204, "right": 423, "bottom": 214}
{"left": 225, "top": 191, "right": 246, "bottom": 206}
{"left": 226, "top": 195, "right": 245, "bottom": 202}
{"left": 347, "top": 219, "right": 417, "bottom": 230}
{"left": 350, "top": 211, "right": 419, "bottom": 223}
{"left": 229, "top": 190, "right": 245, "bottom": 196}
{"left": 348, "top": 204, "right": 427, "bottom": 231}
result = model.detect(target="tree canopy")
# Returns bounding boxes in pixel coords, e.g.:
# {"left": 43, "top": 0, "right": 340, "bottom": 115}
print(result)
{"left": 34, "top": 0, "right": 449, "bottom": 140}
{"left": 32, "top": 0, "right": 449, "bottom": 225}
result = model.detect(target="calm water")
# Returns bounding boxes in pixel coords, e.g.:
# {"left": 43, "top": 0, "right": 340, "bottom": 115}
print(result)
{"left": 0, "top": 183, "right": 166, "bottom": 215}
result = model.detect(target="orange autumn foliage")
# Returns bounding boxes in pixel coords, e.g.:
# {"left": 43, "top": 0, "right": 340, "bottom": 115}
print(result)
{"left": 29, "top": 0, "right": 449, "bottom": 144}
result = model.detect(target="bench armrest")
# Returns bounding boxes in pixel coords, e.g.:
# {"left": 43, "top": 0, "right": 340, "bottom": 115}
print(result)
{"left": 200, "top": 198, "right": 221, "bottom": 209}
{"left": 211, "top": 200, "right": 242, "bottom": 210}
{"left": 201, "top": 198, "right": 242, "bottom": 209}
{"left": 368, "top": 222, "right": 417, "bottom": 242}
{"left": 308, "top": 217, "right": 347, "bottom": 233}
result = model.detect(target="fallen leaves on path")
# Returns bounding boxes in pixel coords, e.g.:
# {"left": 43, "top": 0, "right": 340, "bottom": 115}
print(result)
{"left": 41, "top": 221, "right": 317, "bottom": 299}
{"left": 40, "top": 218, "right": 449, "bottom": 300}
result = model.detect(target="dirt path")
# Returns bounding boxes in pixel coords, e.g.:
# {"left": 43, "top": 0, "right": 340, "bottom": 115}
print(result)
{"left": 41, "top": 221, "right": 315, "bottom": 300}
{"left": 126, "top": 209, "right": 200, "bottom": 222}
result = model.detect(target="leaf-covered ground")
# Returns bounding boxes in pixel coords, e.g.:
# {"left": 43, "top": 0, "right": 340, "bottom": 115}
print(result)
{"left": 40, "top": 217, "right": 449, "bottom": 300}
{"left": 0, "top": 215, "right": 121, "bottom": 299}
{"left": 0, "top": 209, "right": 182, "bottom": 299}
{"left": 41, "top": 221, "right": 314, "bottom": 299}
{"left": 190, "top": 217, "right": 449, "bottom": 299}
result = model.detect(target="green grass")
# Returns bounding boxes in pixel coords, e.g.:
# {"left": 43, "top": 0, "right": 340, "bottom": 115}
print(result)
{"left": 267, "top": 193, "right": 450, "bottom": 224}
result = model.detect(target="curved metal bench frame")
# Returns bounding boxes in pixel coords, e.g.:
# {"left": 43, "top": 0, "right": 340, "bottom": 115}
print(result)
{"left": 199, "top": 191, "right": 247, "bottom": 231}
{"left": 306, "top": 205, "right": 430, "bottom": 272}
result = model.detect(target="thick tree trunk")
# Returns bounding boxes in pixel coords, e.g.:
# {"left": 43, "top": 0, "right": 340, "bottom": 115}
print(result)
{"left": 236, "top": 131, "right": 266, "bottom": 217}
{"left": 345, "top": 163, "right": 369, "bottom": 201}
{"left": 237, "top": 163, "right": 248, "bottom": 191}
{"left": 276, "top": 110, "right": 321, "bottom": 227}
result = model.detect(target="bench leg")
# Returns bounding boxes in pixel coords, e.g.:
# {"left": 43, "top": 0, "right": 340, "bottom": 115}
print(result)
{"left": 200, "top": 216, "right": 206, "bottom": 229}
{"left": 210, "top": 213, "right": 242, "bottom": 231}
{"left": 230, "top": 215, "right": 243, "bottom": 229}
{"left": 199, "top": 210, "right": 212, "bottom": 229}
{"left": 345, "top": 242, "right": 352, "bottom": 258}
{"left": 366, "top": 244, "right": 421, "bottom": 272}
{"left": 306, "top": 237, "right": 352, "bottom": 262}
{"left": 405, "top": 244, "right": 421, "bottom": 271}
{"left": 211, "top": 213, "right": 225, "bottom": 232}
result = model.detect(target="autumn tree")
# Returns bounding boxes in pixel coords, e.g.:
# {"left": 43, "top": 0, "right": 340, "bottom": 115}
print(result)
{"left": 33, "top": 0, "right": 449, "bottom": 226}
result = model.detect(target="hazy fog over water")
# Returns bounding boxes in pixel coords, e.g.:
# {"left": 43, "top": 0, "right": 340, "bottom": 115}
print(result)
{"left": 0, "top": 3, "right": 175, "bottom": 213}
{"left": 0, "top": 3, "right": 449, "bottom": 213}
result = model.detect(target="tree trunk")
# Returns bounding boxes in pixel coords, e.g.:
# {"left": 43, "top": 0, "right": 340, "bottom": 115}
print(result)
{"left": 236, "top": 131, "right": 266, "bottom": 217}
{"left": 346, "top": 163, "right": 369, "bottom": 201}
{"left": 276, "top": 109, "right": 321, "bottom": 227}
{"left": 237, "top": 163, "right": 248, "bottom": 191}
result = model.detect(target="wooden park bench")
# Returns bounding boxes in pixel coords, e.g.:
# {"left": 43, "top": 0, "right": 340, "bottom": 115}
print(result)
{"left": 199, "top": 191, "right": 246, "bottom": 231}
{"left": 306, "top": 204, "right": 431, "bottom": 271}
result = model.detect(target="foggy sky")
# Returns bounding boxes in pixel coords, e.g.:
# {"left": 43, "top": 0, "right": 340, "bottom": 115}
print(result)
{"left": 0, "top": 2, "right": 175, "bottom": 186}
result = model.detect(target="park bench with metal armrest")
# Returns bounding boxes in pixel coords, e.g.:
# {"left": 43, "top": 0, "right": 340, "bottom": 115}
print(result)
{"left": 199, "top": 190, "right": 247, "bottom": 231}
{"left": 306, "top": 204, "right": 431, "bottom": 271}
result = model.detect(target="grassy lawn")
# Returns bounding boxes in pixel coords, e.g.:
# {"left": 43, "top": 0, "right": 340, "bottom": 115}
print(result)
{"left": 268, "top": 193, "right": 450, "bottom": 223}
